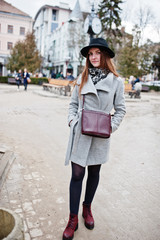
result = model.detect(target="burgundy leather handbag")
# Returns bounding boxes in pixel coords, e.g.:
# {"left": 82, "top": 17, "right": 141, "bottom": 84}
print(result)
{"left": 81, "top": 96, "right": 111, "bottom": 138}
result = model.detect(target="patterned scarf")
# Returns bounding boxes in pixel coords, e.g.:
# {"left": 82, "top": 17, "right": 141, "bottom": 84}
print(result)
{"left": 89, "top": 68, "right": 110, "bottom": 85}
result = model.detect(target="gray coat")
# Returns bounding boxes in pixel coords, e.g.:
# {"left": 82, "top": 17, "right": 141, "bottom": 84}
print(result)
{"left": 65, "top": 73, "right": 126, "bottom": 167}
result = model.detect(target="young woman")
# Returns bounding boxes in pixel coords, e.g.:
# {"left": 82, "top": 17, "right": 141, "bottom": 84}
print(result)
{"left": 15, "top": 69, "right": 22, "bottom": 90}
{"left": 23, "top": 68, "right": 30, "bottom": 91}
{"left": 63, "top": 38, "right": 126, "bottom": 240}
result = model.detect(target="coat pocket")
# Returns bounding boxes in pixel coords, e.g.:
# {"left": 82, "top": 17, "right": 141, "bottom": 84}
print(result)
{"left": 70, "top": 116, "right": 78, "bottom": 133}
{"left": 65, "top": 116, "right": 79, "bottom": 164}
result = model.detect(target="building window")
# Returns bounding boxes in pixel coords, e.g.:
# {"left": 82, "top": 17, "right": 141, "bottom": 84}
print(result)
{"left": 20, "top": 27, "right": 25, "bottom": 35}
{"left": 7, "top": 42, "right": 13, "bottom": 50}
{"left": 52, "top": 10, "right": 57, "bottom": 21}
{"left": 8, "top": 25, "right": 13, "bottom": 33}
{"left": 51, "top": 22, "right": 58, "bottom": 32}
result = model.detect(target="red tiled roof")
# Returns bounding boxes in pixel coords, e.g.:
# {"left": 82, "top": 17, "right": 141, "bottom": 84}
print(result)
{"left": 0, "top": 0, "right": 31, "bottom": 17}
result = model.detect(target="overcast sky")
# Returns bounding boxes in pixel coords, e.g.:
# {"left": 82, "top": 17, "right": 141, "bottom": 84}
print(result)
{"left": 7, "top": 0, "right": 160, "bottom": 43}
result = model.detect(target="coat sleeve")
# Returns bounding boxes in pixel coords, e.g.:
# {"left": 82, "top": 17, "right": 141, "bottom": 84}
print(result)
{"left": 68, "top": 84, "right": 79, "bottom": 125}
{"left": 111, "top": 77, "right": 126, "bottom": 133}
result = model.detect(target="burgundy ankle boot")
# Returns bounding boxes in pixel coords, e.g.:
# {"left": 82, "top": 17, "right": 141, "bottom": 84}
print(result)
{"left": 82, "top": 203, "right": 94, "bottom": 230}
{"left": 62, "top": 213, "right": 78, "bottom": 240}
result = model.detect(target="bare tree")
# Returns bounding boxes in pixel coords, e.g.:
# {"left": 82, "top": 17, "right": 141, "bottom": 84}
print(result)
{"left": 138, "top": 6, "right": 153, "bottom": 30}
{"left": 134, "top": 5, "right": 154, "bottom": 45}
{"left": 121, "top": 2, "right": 154, "bottom": 46}
{"left": 67, "top": 20, "right": 87, "bottom": 75}
{"left": 154, "top": 22, "right": 160, "bottom": 43}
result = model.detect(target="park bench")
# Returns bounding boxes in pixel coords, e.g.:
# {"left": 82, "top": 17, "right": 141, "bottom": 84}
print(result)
{"left": 8, "top": 77, "right": 16, "bottom": 84}
{"left": 141, "top": 85, "right": 149, "bottom": 92}
{"left": 43, "top": 79, "right": 76, "bottom": 96}
{"left": 8, "top": 77, "right": 24, "bottom": 84}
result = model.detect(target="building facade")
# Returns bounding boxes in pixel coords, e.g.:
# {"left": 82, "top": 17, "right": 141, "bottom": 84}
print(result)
{"left": 0, "top": 0, "right": 33, "bottom": 76}
{"left": 33, "top": 0, "right": 89, "bottom": 78}
{"left": 33, "top": 2, "right": 71, "bottom": 59}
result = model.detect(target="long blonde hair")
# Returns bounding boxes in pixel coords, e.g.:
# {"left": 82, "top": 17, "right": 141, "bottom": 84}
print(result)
{"left": 79, "top": 49, "right": 118, "bottom": 94}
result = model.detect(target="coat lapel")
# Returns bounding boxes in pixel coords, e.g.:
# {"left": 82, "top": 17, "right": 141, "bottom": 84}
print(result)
{"left": 80, "top": 75, "right": 98, "bottom": 96}
{"left": 77, "top": 72, "right": 114, "bottom": 96}
{"left": 95, "top": 72, "right": 113, "bottom": 93}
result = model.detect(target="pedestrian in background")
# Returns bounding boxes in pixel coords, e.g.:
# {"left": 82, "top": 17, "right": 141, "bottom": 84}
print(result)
{"left": 23, "top": 68, "right": 30, "bottom": 91}
{"left": 66, "top": 72, "right": 74, "bottom": 81}
{"left": 15, "top": 69, "right": 22, "bottom": 90}
{"left": 130, "top": 76, "right": 142, "bottom": 98}
{"left": 51, "top": 70, "right": 56, "bottom": 78}
{"left": 134, "top": 81, "right": 142, "bottom": 98}
{"left": 62, "top": 38, "right": 126, "bottom": 240}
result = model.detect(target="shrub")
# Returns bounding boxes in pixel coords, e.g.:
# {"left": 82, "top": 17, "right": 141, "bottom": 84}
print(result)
{"left": 0, "top": 76, "right": 49, "bottom": 85}
{"left": 0, "top": 76, "right": 8, "bottom": 83}
{"left": 30, "top": 77, "right": 49, "bottom": 85}
{"left": 150, "top": 85, "right": 160, "bottom": 91}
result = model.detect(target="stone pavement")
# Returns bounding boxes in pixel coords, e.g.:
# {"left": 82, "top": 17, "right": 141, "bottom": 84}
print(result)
{"left": 0, "top": 145, "right": 15, "bottom": 188}
{"left": 0, "top": 84, "right": 160, "bottom": 240}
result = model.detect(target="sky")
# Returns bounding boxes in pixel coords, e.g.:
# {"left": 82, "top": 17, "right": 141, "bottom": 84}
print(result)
{"left": 6, "top": 0, "right": 160, "bottom": 43}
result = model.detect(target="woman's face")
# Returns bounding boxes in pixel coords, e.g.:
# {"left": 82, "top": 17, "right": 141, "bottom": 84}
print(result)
{"left": 88, "top": 48, "right": 101, "bottom": 68}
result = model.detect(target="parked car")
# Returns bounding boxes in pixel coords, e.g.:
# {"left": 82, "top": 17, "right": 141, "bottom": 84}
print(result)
{"left": 141, "top": 82, "right": 150, "bottom": 92}
{"left": 152, "top": 81, "right": 160, "bottom": 87}
{"left": 143, "top": 81, "right": 160, "bottom": 86}
{"left": 141, "top": 80, "right": 160, "bottom": 92}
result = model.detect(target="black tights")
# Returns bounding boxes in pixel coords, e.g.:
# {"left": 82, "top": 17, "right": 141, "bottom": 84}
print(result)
{"left": 69, "top": 162, "right": 101, "bottom": 215}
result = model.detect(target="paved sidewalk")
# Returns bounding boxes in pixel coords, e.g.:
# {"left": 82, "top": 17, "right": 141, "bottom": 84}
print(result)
{"left": 0, "top": 84, "right": 160, "bottom": 240}
{"left": 0, "top": 145, "right": 15, "bottom": 188}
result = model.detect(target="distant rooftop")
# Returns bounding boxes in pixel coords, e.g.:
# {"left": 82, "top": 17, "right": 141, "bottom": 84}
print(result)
{"left": 78, "top": 0, "right": 91, "bottom": 13}
{"left": 0, "top": 0, "right": 31, "bottom": 18}
{"left": 70, "top": 0, "right": 83, "bottom": 21}
{"left": 34, "top": 3, "right": 71, "bottom": 21}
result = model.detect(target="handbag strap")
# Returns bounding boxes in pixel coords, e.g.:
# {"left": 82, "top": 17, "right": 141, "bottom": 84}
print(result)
{"left": 82, "top": 95, "right": 85, "bottom": 109}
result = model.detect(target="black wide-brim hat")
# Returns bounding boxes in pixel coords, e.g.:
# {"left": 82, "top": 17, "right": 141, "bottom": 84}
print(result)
{"left": 80, "top": 37, "right": 115, "bottom": 58}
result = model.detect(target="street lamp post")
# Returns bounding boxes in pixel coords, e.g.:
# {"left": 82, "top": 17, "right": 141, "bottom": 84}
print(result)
{"left": 65, "top": 57, "right": 70, "bottom": 78}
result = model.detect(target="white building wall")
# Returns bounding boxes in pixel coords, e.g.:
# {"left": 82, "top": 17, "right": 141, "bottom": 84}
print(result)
{"left": 0, "top": 12, "right": 33, "bottom": 76}
{"left": 0, "top": 13, "right": 32, "bottom": 55}
{"left": 34, "top": 5, "right": 71, "bottom": 54}
{"left": 58, "top": 9, "right": 70, "bottom": 26}
{"left": 48, "top": 20, "right": 87, "bottom": 78}
{"left": 47, "top": 8, "right": 52, "bottom": 34}
{"left": 33, "top": 3, "right": 89, "bottom": 78}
